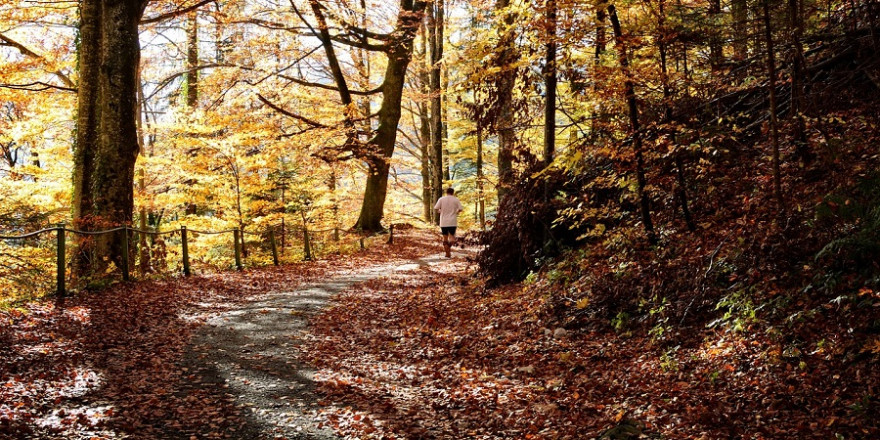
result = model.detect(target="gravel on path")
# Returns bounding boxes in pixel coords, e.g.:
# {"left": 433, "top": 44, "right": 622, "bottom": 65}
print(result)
{"left": 178, "top": 250, "right": 465, "bottom": 439}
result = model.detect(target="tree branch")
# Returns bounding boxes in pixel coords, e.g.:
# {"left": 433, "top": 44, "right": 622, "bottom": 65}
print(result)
{"left": 0, "top": 32, "right": 76, "bottom": 89}
{"left": 313, "top": 1, "right": 395, "bottom": 41}
{"left": 0, "top": 81, "right": 77, "bottom": 93}
{"left": 140, "top": 0, "right": 214, "bottom": 25}
{"left": 257, "top": 94, "right": 329, "bottom": 128}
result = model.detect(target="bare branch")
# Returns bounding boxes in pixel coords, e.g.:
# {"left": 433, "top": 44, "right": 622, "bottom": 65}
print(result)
{"left": 0, "top": 81, "right": 76, "bottom": 93}
{"left": 257, "top": 94, "right": 329, "bottom": 128}
{"left": 0, "top": 32, "right": 75, "bottom": 89}
{"left": 140, "top": 0, "right": 214, "bottom": 25}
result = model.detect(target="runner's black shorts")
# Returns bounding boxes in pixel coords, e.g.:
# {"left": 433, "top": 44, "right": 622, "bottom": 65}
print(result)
{"left": 440, "top": 226, "right": 457, "bottom": 236}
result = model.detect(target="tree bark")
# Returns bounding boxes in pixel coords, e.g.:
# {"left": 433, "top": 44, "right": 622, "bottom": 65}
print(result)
{"left": 658, "top": 0, "right": 696, "bottom": 231}
{"left": 353, "top": 0, "right": 425, "bottom": 232}
{"left": 73, "top": 0, "right": 147, "bottom": 277}
{"left": 428, "top": 0, "right": 444, "bottom": 214}
{"left": 186, "top": 10, "right": 199, "bottom": 107}
{"left": 708, "top": 0, "right": 723, "bottom": 70}
{"left": 418, "top": 24, "right": 434, "bottom": 222}
{"left": 309, "top": 0, "right": 354, "bottom": 110}
{"left": 609, "top": 4, "right": 657, "bottom": 244}
{"left": 476, "top": 109, "right": 486, "bottom": 230}
{"left": 356, "top": 0, "right": 372, "bottom": 130}
{"left": 543, "top": 0, "right": 557, "bottom": 166}
{"left": 732, "top": 0, "right": 749, "bottom": 61}
{"left": 493, "top": 0, "right": 518, "bottom": 201}
{"left": 592, "top": 1, "right": 607, "bottom": 140}
{"left": 438, "top": 0, "right": 451, "bottom": 182}
{"left": 789, "top": 0, "right": 810, "bottom": 165}
{"left": 763, "top": 0, "right": 785, "bottom": 213}
{"left": 420, "top": 103, "right": 433, "bottom": 222}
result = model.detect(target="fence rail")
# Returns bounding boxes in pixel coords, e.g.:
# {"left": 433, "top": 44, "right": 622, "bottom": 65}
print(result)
{"left": 0, "top": 223, "right": 367, "bottom": 299}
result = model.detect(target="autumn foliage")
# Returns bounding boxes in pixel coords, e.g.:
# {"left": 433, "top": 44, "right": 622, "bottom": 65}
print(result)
{"left": 3, "top": 0, "right": 880, "bottom": 438}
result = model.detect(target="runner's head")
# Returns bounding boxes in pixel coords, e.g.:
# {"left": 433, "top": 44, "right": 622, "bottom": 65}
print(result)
{"left": 446, "top": 187, "right": 454, "bottom": 195}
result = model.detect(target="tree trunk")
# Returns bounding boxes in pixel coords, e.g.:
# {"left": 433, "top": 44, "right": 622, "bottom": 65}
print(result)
{"left": 183, "top": 9, "right": 201, "bottom": 215}
{"left": 356, "top": 0, "right": 371, "bottom": 130}
{"left": 708, "top": 0, "right": 723, "bottom": 70}
{"left": 428, "top": 1, "right": 444, "bottom": 215}
{"left": 438, "top": 0, "right": 451, "bottom": 182}
{"left": 659, "top": 0, "right": 696, "bottom": 231}
{"left": 476, "top": 111, "right": 486, "bottom": 230}
{"left": 494, "top": 0, "right": 518, "bottom": 201}
{"left": 186, "top": 10, "right": 199, "bottom": 107}
{"left": 354, "top": 1, "right": 424, "bottom": 232}
{"left": 420, "top": 115, "right": 433, "bottom": 222}
{"left": 609, "top": 4, "right": 657, "bottom": 244}
{"left": 543, "top": 0, "right": 557, "bottom": 166}
{"left": 73, "top": 0, "right": 147, "bottom": 278}
{"left": 592, "top": 1, "right": 607, "bottom": 140}
{"left": 138, "top": 168, "right": 150, "bottom": 275}
{"left": 763, "top": 0, "right": 785, "bottom": 213}
{"left": 789, "top": 0, "right": 810, "bottom": 165}
{"left": 329, "top": 166, "right": 340, "bottom": 241}
{"left": 418, "top": 25, "right": 434, "bottom": 223}
{"left": 732, "top": 0, "right": 749, "bottom": 61}
{"left": 310, "top": 0, "right": 353, "bottom": 110}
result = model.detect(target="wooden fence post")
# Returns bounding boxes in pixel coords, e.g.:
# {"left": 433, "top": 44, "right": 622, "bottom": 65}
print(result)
{"left": 359, "top": 236, "right": 365, "bottom": 250}
{"left": 56, "top": 224, "right": 65, "bottom": 297}
{"left": 233, "top": 228, "right": 243, "bottom": 270}
{"left": 181, "top": 226, "right": 191, "bottom": 277}
{"left": 121, "top": 227, "right": 130, "bottom": 281}
{"left": 303, "top": 227, "right": 312, "bottom": 261}
{"left": 269, "top": 229, "right": 279, "bottom": 266}
{"left": 387, "top": 224, "right": 394, "bottom": 244}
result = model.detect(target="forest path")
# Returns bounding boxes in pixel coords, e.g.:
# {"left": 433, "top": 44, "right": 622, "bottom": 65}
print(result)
{"left": 176, "top": 244, "right": 474, "bottom": 439}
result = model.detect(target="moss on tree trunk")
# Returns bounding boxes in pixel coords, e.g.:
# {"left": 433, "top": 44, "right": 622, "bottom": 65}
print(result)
{"left": 354, "top": 2, "right": 423, "bottom": 233}
{"left": 72, "top": 0, "right": 146, "bottom": 279}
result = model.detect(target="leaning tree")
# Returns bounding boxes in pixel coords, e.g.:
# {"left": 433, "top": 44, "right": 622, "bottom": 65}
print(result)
{"left": 262, "top": 0, "right": 427, "bottom": 233}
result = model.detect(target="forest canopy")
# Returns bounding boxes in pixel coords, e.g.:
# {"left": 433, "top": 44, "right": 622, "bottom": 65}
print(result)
{"left": 1, "top": 0, "right": 879, "bottom": 298}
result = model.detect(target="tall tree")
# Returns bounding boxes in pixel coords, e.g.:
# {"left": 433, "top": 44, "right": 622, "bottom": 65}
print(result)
{"left": 438, "top": 0, "right": 451, "bottom": 182}
{"left": 493, "top": 0, "right": 519, "bottom": 200}
{"left": 72, "top": 0, "right": 149, "bottom": 276}
{"left": 731, "top": 0, "right": 749, "bottom": 61}
{"left": 282, "top": 0, "right": 427, "bottom": 232}
{"left": 418, "top": 23, "right": 434, "bottom": 222}
{"left": 543, "top": 0, "right": 557, "bottom": 166}
{"left": 789, "top": 0, "right": 809, "bottom": 164}
{"left": 609, "top": 4, "right": 657, "bottom": 244}
{"left": 708, "top": 0, "right": 723, "bottom": 70}
{"left": 657, "top": 0, "right": 696, "bottom": 231}
{"left": 476, "top": 114, "right": 486, "bottom": 230}
{"left": 591, "top": 0, "right": 607, "bottom": 140}
{"left": 762, "top": 0, "right": 784, "bottom": 213}
{"left": 185, "top": 10, "right": 199, "bottom": 108}
{"left": 428, "top": 0, "right": 445, "bottom": 211}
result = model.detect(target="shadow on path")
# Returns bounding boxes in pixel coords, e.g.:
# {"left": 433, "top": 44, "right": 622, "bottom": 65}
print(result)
{"left": 177, "top": 250, "right": 473, "bottom": 439}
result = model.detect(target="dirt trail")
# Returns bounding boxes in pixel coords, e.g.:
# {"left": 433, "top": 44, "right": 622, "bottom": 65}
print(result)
{"left": 178, "top": 250, "right": 467, "bottom": 439}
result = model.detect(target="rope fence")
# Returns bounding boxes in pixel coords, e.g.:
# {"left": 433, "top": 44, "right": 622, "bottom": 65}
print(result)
{"left": 0, "top": 222, "right": 378, "bottom": 300}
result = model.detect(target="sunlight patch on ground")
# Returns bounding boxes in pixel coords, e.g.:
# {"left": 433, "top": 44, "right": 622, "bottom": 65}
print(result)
{"left": 57, "top": 367, "right": 103, "bottom": 399}
{"left": 64, "top": 306, "right": 92, "bottom": 324}
{"left": 393, "top": 263, "right": 421, "bottom": 272}
{"left": 34, "top": 404, "right": 117, "bottom": 436}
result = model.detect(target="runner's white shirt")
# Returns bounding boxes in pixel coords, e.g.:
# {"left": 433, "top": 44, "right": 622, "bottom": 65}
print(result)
{"left": 434, "top": 195, "right": 464, "bottom": 227}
